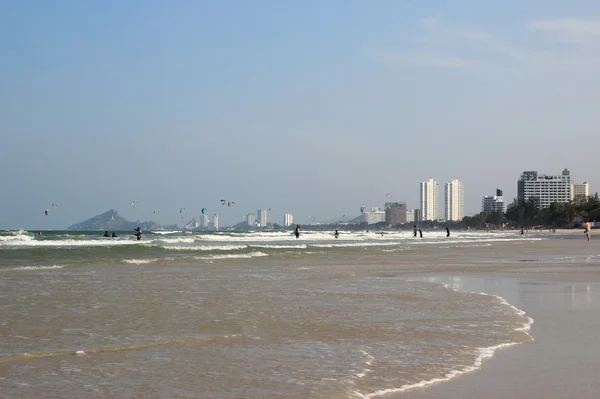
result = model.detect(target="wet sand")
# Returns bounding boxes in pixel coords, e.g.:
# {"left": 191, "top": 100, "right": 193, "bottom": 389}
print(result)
{"left": 400, "top": 238, "right": 600, "bottom": 399}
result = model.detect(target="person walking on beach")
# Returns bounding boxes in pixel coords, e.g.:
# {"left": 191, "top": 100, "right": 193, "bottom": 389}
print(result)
{"left": 584, "top": 221, "right": 592, "bottom": 241}
{"left": 294, "top": 225, "right": 300, "bottom": 239}
{"left": 445, "top": 227, "right": 450, "bottom": 237}
{"left": 413, "top": 225, "right": 418, "bottom": 237}
{"left": 418, "top": 228, "right": 423, "bottom": 238}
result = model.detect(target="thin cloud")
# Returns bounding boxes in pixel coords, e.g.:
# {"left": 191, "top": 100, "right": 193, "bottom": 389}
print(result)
{"left": 530, "top": 17, "right": 600, "bottom": 45}
{"left": 372, "top": 15, "right": 600, "bottom": 73}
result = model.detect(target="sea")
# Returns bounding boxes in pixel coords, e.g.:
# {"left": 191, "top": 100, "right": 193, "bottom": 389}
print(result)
{"left": 0, "top": 229, "right": 536, "bottom": 398}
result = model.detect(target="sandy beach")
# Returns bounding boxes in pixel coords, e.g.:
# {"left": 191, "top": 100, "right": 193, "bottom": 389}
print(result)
{"left": 399, "top": 238, "right": 600, "bottom": 399}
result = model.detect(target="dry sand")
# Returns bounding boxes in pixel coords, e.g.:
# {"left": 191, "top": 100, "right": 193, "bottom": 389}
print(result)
{"left": 397, "top": 237, "right": 600, "bottom": 399}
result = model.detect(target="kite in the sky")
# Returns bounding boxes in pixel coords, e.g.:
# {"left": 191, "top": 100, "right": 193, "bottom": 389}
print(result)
{"left": 44, "top": 209, "right": 49, "bottom": 216}
{"left": 201, "top": 208, "right": 207, "bottom": 215}
{"left": 360, "top": 206, "right": 365, "bottom": 213}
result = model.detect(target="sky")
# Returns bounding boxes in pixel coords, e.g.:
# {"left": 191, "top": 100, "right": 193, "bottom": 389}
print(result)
{"left": 2, "top": 0, "right": 600, "bottom": 229}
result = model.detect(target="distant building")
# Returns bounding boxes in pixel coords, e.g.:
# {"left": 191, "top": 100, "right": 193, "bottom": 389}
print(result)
{"left": 363, "top": 207, "right": 386, "bottom": 225}
{"left": 213, "top": 214, "right": 219, "bottom": 231}
{"left": 413, "top": 209, "right": 421, "bottom": 223}
{"left": 481, "top": 188, "right": 507, "bottom": 214}
{"left": 420, "top": 178, "right": 439, "bottom": 221}
{"left": 444, "top": 179, "right": 464, "bottom": 221}
{"left": 283, "top": 214, "right": 293, "bottom": 226}
{"left": 406, "top": 210, "right": 415, "bottom": 223}
{"left": 247, "top": 213, "right": 256, "bottom": 227}
{"left": 257, "top": 209, "right": 268, "bottom": 227}
{"left": 385, "top": 202, "right": 407, "bottom": 225}
{"left": 571, "top": 182, "right": 589, "bottom": 201}
{"left": 517, "top": 169, "right": 571, "bottom": 208}
{"left": 199, "top": 214, "right": 209, "bottom": 228}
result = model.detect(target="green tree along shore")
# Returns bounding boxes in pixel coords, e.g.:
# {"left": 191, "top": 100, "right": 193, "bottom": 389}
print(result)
{"left": 461, "top": 194, "right": 600, "bottom": 230}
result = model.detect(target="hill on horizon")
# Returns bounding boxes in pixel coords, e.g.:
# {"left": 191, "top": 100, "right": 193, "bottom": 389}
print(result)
{"left": 67, "top": 209, "right": 163, "bottom": 231}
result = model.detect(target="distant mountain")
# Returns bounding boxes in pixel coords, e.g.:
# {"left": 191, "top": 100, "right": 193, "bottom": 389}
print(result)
{"left": 67, "top": 209, "right": 163, "bottom": 231}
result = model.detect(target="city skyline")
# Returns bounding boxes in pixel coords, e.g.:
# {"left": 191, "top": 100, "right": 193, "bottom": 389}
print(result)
{"left": 2, "top": 1, "right": 600, "bottom": 229}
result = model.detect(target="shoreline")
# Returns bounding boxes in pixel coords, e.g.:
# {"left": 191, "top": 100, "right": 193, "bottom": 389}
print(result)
{"left": 393, "top": 243, "right": 600, "bottom": 398}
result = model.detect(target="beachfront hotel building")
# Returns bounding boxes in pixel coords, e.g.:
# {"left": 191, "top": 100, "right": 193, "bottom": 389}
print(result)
{"left": 213, "top": 214, "right": 219, "bottom": 231}
{"left": 420, "top": 178, "right": 439, "bottom": 221}
{"left": 444, "top": 179, "right": 464, "bottom": 221}
{"left": 363, "top": 207, "right": 386, "bottom": 225}
{"left": 571, "top": 182, "right": 589, "bottom": 201}
{"left": 283, "top": 214, "right": 293, "bottom": 227}
{"left": 247, "top": 213, "right": 256, "bottom": 227}
{"left": 406, "top": 210, "right": 415, "bottom": 223}
{"left": 384, "top": 202, "right": 407, "bottom": 225}
{"left": 481, "top": 189, "right": 507, "bottom": 214}
{"left": 517, "top": 169, "right": 572, "bottom": 208}
{"left": 257, "top": 209, "right": 268, "bottom": 227}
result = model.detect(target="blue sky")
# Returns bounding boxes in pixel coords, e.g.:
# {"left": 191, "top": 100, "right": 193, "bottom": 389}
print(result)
{"left": 2, "top": 0, "right": 600, "bottom": 229}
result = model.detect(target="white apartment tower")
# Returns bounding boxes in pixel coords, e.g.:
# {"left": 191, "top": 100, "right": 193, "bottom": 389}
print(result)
{"left": 517, "top": 169, "right": 571, "bottom": 208}
{"left": 571, "top": 182, "right": 589, "bottom": 201}
{"left": 420, "top": 178, "right": 439, "bottom": 221}
{"left": 257, "top": 209, "right": 268, "bottom": 227}
{"left": 283, "top": 214, "right": 293, "bottom": 227}
{"left": 247, "top": 213, "right": 256, "bottom": 227}
{"left": 199, "top": 214, "right": 209, "bottom": 228}
{"left": 482, "top": 189, "right": 507, "bottom": 214}
{"left": 444, "top": 179, "right": 464, "bottom": 221}
{"left": 212, "top": 214, "right": 219, "bottom": 231}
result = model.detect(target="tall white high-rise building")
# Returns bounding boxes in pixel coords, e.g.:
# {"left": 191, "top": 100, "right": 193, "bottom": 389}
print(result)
{"left": 257, "top": 209, "right": 268, "bottom": 227}
{"left": 283, "top": 214, "right": 293, "bottom": 227}
{"left": 406, "top": 210, "right": 415, "bottom": 223}
{"left": 212, "top": 214, "right": 219, "bottom": 231}
{"left": 444, "top": 179, "right": 464, "bottom": 221}
{"left": 420, "top": 178, "right": 439, "bottom": 221}
{"left": 199, "top": 214, "right": 209, "bottom": 228}
{"left": 247, "top": 213, "right": 256, "bottom": 227}
{"left": 571, "top": 182, "right": 589, "bottom": 201}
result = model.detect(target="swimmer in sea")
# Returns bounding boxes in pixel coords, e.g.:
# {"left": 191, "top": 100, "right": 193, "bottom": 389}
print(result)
{"left": 111, "top": 232, "right": 117, "bottom": 238}
{"left": 294, "top": 225, "right": 300, "bottom": 239}
{"left": 103, "top": 231, "right": 110, "bottom": 237}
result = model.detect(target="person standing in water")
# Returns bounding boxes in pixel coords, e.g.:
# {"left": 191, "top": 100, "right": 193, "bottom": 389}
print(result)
{"left": 584, "top": 221, "right": 592, "bottom": 241}
{"left": 334, "top": 230, "right": 339, "bottom": 238}
{"left": 294, "top": 225, "right": 300, "bottom": 239}
{"left": 134, "top": 227, "right": 142, "bottom": 241}
{"left": 413, "top": 225, "right": 418, "bottom": 237}
{"left": 418, "top": 228, "right": 423, "bottom": 238}
{"left": 103, "top": 231, "right": 110, "bottom": 237}
{"left": 445, "top": 227, "right": 450, "bottom": 237}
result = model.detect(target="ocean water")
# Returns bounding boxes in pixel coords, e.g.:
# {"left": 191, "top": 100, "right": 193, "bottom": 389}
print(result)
{"left": 0, "top": 229, "right": 536, "bottom": 398}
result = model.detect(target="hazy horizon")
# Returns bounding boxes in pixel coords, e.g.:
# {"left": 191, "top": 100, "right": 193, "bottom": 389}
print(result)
{"left": 2, "top": 1, "right": 599, "bottom": 229}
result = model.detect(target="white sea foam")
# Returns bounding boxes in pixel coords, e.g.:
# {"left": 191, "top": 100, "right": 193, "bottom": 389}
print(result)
{"left": 1, "top": 265, "right": 65, "bottom": 271}
{"left": 250, "top": 244, "right": 308, "bottom": 249}
{"left": 353, "top": 280, "right": 535, "bottom": 399}
{"left": 160, "top": 244, "right": 248, "bottom": 251}
{"left": 150, "top": 231, "right": 182, "bottom": 235}
{"left": 193, "top": 252, "right": 269, "bottom": 260}
{"left": 122, "top": 259, "right": 159, "bottom": 265}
